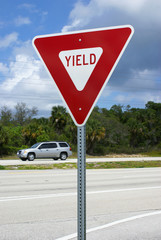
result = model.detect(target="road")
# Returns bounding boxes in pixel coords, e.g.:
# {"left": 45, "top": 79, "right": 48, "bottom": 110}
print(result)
{"left": 0, "top": 168, "right": 161, "bottom": 239}
{"left": 0, "top": 156, "right": 161, "bottom": 165}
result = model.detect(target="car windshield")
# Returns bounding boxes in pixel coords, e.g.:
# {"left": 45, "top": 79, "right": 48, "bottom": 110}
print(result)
{"left": 31, "top": 143, "right": 40, "bottom": 148}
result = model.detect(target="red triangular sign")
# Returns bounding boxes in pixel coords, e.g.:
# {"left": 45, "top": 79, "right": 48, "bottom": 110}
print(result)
{"left": 33, "top": 25, "right": 134, "bottom": 126}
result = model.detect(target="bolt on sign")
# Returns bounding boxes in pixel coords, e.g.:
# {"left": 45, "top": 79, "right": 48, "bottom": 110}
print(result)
{"left": 33, "top": 25, "right": 134, "bottom": 126}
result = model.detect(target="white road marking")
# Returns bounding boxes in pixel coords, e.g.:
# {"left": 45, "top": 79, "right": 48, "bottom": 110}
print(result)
{"left": 0, "top": 157, "right": 161, "bottom": 166}
{"left": 56, "top": 211, "right": 161, "bottom": 240}
{"left": 0, "top": 186, "right": 160, "bottom": 202}
{"left": 0, "top": 192, "right": 77, "bottom": 202}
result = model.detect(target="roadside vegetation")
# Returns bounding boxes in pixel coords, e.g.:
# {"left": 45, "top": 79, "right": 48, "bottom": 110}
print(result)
{"left": 0, "top": 161, "right": 161, "bottom": 170}
{"left": 0, "top": 101, "right": 161, "bottom": 157}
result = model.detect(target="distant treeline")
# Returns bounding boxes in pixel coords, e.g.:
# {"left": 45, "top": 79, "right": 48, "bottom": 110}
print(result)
{"left": 0, "top": 101, "right": 161, "bottom": 156}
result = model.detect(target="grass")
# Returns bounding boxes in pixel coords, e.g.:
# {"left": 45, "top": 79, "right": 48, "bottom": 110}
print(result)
{"left": 142, "top": 151, "right": 161, "bottom": 157}
{"left": 0, "top": 154, "right": 18, "bottom": 160}
{"left": 1, "top": 151, "right": 161, "bottom": 160}
{"left": 0, "top": 161, "right": 161, "bottom": 170}
{"left": 86, "top": 161, "right": 161, "bottom": 169}
{"left": 0, "top": 165, "right": 5, "bottom": 170}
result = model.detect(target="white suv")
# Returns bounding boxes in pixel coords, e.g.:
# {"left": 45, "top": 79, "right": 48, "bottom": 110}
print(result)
{"left": 17, "top": 142, "right": 72, "bottom": 161}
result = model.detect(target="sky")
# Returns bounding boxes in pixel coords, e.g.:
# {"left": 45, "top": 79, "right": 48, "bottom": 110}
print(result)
{"left": 0, "top": 0, "right": 161, "bottom": 118}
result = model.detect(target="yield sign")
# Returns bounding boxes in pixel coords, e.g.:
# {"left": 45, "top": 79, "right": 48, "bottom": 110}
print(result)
{"left": 33, "top": 25, "right": 134, "bottom": 126}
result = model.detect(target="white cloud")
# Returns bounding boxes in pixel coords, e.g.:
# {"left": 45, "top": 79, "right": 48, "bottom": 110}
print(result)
{"left": 62, "top": 1, "right": 95, "bottom": 32}
{"left": 0, "top": 54, "right": 40, "bottom": 92}
{"left": 0, "top": 63, "right": 8, "bottom": 75}
{"left": 1, "top": 0, "right": 161, "bottom": 115}
{"left": 62, "top": 0, "right": 161, "bottom": 32}
{"left": 93, "top": 0, "right": 146, "bottom": 14}
{"left": 18, "top": 3, "right": 39, "bottom": 13}
{"left": 0, "top": 32, "right": 18, "bottom": 48}
{"left": 18, "top": 3, "right": 35, "bottom": 10}
{"left": 17, "top": 3, "right": 48, "bottom": 23}
{"left": 112, "top": 68, "right": 161, "bottom": 105}
{"left": 115, "top": 91, "right": 161, "bottom": 107}
{"left": 14, "top": 16, "right": 31, "bottom": 26}
{"left": 0, "top": 40, "right": 62, "bottom": 115}
{"left": 124, "top": 69, "right": 156, "bottom": 90}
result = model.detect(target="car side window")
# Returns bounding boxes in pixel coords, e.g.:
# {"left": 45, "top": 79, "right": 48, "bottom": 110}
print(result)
{"left": 38, "top": 144, "right": 48, "bottom": 149}
{"left": 48, "top": 143, "right": 57, "bottom": 148}
{"left": 59, "top": 142, "right": 68, "bottom": 147}
{"left": 39, "top": 143, "right": 57, "bottom": 149}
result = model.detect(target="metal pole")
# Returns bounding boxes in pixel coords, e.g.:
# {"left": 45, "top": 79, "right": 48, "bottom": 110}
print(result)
{"left": 77, "top": 125, "right": 86, "bottom": 240}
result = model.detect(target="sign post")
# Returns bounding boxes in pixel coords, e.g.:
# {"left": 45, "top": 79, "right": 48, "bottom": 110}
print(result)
{"left": 32, "top": 25, "right": 134, "bottom": 239}
{"left": 77, "top": 125, "right": 86, "bottom": 239}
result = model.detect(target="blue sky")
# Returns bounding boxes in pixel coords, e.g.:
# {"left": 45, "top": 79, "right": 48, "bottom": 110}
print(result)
{"left": 0, "top": 0, "right": 161, "bottom": 117}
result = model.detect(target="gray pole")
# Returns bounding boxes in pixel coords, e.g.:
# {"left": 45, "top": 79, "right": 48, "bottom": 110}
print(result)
{"left": 77, "top": 125, "right": 86, "bottom": 240}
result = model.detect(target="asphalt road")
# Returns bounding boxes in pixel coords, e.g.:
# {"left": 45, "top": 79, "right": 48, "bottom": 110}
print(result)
{"left": 0, "top": 156, "right": 161, "bottom": 165}
{"left": 0, "top": 168, "right": 161, "bottom": 239}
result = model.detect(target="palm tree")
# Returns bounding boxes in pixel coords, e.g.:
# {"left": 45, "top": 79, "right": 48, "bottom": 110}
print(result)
{"left": 50, "top": 106, "right": 68, "bottom": 134}
{"left": 86, "top": 119, "right": 105, "bottom": 154}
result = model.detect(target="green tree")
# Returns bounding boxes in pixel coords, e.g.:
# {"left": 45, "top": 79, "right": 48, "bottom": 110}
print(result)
{"left": 106, "top": 118, "right": 129, "bottom": 147}
{"left": 64, "top": 118, "right": 77, "bottom": 145}
{"left": 22, "top": 122, "right": 50, "bottom": 146}
{"left": 50, "top": 106, "right": 68, "bottom": 134}
{"left": 86, "top": 118, "right": 105, "bottom": 154}
{"left": 0, "top": 125, "right": 9, "bottom": 155}
{"left": 14, "top": 102, "right": 38, "bottom": 125}
{"left": 145, "top": 102, "right": 161, "bottom": 145}
{"left": 127, "top": 117, "right": 149, "bottom": 148}
{"left": 7, "top": 126, "right": 24, "bottom": 148}
{"left": 0, "top": 106, "right": 12, "bottom": 126}
{"left": 110, "top": 104, "right": 124, "bottom": 121}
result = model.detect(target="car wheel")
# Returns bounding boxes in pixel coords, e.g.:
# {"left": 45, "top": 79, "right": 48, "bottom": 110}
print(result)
{"left": 60, "top": 152, "right": 67, "bottom": 160}
{"left": 20, "top": 158, "right": 27, "bottom": 161}
{"left": 28, "top": 153, "right": 35, "bottom": 161}
{"left": 53, "top": 158, "right": 59, "bottom": 160}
